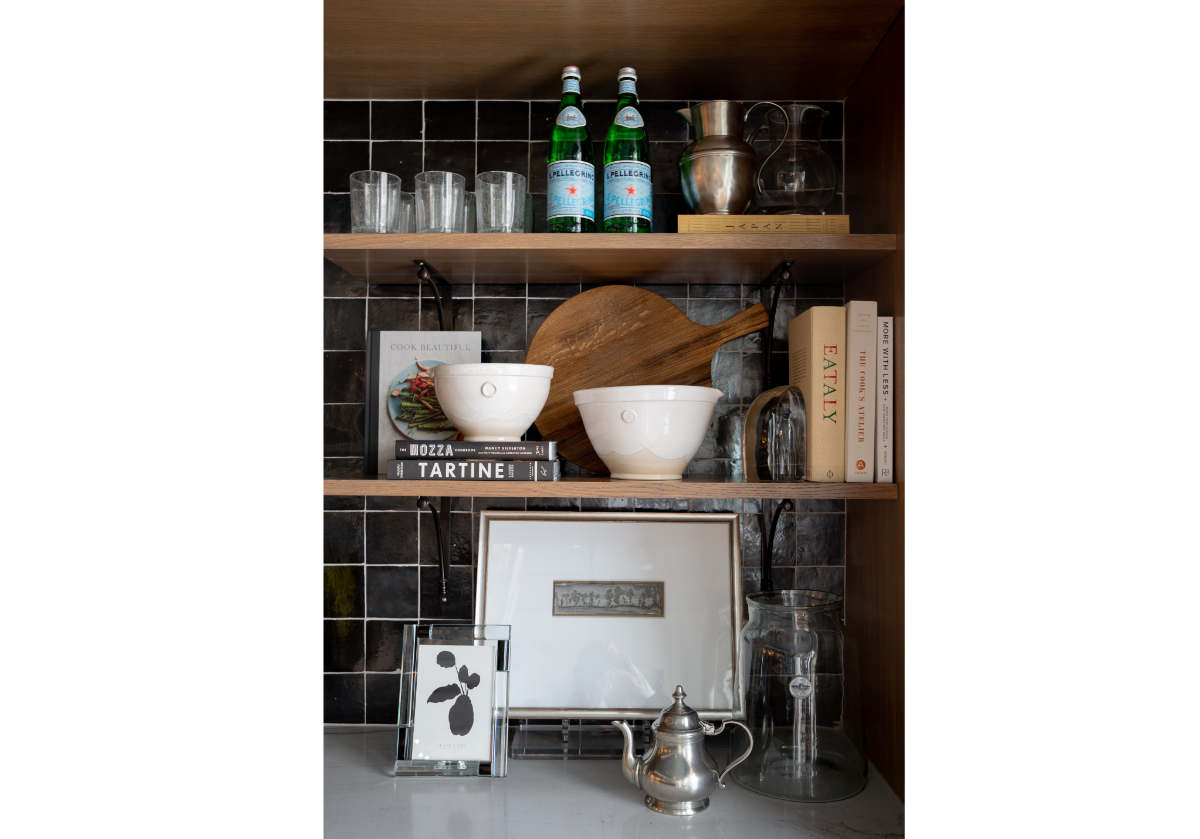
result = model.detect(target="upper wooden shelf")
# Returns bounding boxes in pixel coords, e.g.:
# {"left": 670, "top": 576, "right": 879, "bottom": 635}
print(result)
{"left": 323, "top": 233, "right": 897, "bottom": 285}
{"left": 325, "top": 0, "right": 904, "bottom": 100}
{"left": 324, "top": 477, "right": 898, "bottom": 500}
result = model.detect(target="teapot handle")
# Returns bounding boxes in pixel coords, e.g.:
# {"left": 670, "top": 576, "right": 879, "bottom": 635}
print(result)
{"left": 703, "top": 719, "right": 754, "bottom": 788}
{"left": 744, "top": 102, "right": 790, "bottom": 195}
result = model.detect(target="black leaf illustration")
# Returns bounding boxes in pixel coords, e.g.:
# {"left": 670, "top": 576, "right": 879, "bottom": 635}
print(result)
{"left": 426, "top": 683, "right": 461, "bottom": 703}
{"left": 436, "top": 651, "right": 455, "bottom": 668}
{"left": 449, "top": 694, "right": 474, "bottom": 735}
{"left": 466, "top": 672, "right": 481, "bottom": 690}
{"left": 457, "top": 665, "right": 469, "bottom": 684}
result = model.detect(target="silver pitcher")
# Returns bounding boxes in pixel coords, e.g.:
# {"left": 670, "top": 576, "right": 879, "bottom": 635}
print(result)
{"left": 612, "top": 685, "right": 753, "bottom": 815}
{"left": 677, "top": 101, "right": 786, "bottom": 214}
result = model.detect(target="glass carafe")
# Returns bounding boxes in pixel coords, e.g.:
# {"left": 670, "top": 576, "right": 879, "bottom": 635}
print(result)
{"left": 747, "top": 104, "right": 838, "bottom": 214}
{"left": 734, "top": 590, "right": 866, "bottom": 802}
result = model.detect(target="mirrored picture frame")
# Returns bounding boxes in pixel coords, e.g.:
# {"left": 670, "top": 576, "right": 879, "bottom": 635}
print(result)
{"left": 475, "top": 512, "right": 743, "bottom": 720}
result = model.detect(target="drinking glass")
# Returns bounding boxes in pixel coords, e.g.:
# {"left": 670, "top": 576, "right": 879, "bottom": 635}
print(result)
{"left": 415, "top": 171, "right": 466, "bottom": 233}
{"left": 475, "top": 171, "right": 528, "bottom": 232}
{"left": 350, "top": 170, "right": 403, "bottom": 233}
{"left": 464, "top": 192, "right": 477, "bottom": 233}
{"left": 397, "top": 191, "right": 415, "bottom": 233}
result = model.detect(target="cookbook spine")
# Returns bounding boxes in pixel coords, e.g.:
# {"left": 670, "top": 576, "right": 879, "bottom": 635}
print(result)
{"left": 875, "top": 316, "right": 894, "bottom": 482}
{"left": 394, "top": 440, "right": 557, "bottom": 460}
{"left": 845, "top": 300, "right": 877, "bottom": 482}
{"left": 385, "top": 459, "right": 561, "bottom": 481}
{"left": 787, "top": 305, "right": 846, "bottom": 482}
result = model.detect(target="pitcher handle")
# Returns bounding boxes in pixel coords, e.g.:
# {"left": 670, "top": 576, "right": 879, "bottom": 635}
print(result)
{"left": 744, "top": 101, "right": 789, "bottom": 194}
{"left": 705, "top": 719, "right": 754, "bottom": 788}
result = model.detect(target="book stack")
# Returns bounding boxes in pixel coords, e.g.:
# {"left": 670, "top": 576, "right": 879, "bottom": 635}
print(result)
{"left": 787, "top": 302, "right": 895, "bottom": 483}
{"left": 386, "top": 440, "right": 561, "bottom": 482}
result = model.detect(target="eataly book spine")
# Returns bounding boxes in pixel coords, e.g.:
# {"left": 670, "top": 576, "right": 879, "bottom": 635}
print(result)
{"left": 386, "top": 459, "right": 561, "bottom": 481}
{"left": 844, "top": 300, "right": 877, "bottom": 482}
{"left": 788, "top": 305, "right": 846, "bottom": 482}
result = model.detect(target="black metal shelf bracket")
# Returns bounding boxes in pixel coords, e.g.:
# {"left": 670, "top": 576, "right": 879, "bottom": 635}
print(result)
{"left": 417, "top": 496, "right": 452, "bottom": 606}
{"left": 758, "top": 498, "right": 794, "bottom": 593}
{"left": 414, "top": 259, "right": 453, "bottom": 331}
{"left": 759, "top": 259, "right": 794, "bottom": 392}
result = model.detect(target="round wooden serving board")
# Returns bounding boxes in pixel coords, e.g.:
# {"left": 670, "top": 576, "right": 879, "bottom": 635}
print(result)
{"left": 526, "top": 285, "right": 768, "bottom": 473}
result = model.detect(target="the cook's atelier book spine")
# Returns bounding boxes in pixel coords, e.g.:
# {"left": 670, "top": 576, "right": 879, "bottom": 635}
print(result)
{"left": 385, "top": 459, "right": 562, "bottom": 481}
{"left": 844, "top": 300, "right": 878, "bottom": 482}
{"left": 394, "top": 440, "right": 557, "bottom": 460}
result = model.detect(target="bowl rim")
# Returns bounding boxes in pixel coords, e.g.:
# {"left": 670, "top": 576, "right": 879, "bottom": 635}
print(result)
{"left": 434, "top": 363, "right": 554, "bottom": 378}
{"left": 573, "top": 385, "right": 724, "bottom": 405}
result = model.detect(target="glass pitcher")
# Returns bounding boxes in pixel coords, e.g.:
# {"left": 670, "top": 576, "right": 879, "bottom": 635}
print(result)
{"left": 746, "top": 103, "right": 838, "bottom": 214}
{"left": 733, "top": 590, "right": 866, "bottom": 802}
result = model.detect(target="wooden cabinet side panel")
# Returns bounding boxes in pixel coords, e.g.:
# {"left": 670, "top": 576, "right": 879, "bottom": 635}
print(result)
{"left": 844, "top": 9, "right": 905, "bottom": 799}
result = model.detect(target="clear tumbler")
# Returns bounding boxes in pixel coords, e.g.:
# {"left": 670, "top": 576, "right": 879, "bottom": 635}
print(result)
{"left": 350, "top": 170, "right": 403, "bottom": 233}
{"left": 415, "top": 171, "right": 466, "bottom": 233}
{"left": 475, "top": 171, "right": 527, "bottom": 232}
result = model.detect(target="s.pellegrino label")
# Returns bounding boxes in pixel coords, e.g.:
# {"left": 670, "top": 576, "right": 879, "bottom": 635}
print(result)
{"left": 614, "top": 106, "right": 644, "bottom": 128}
{"left": 603, "top": 161, "right": 652, "bottom": 222}
{"left": 548, "top": 160, "right": 595, "bottom": 221}
{"left": 556, "top": 106, "right": 586, "bottom": 128}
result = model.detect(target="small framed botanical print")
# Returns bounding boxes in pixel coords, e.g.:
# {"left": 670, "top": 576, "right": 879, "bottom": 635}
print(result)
{"left": 392, "top": 624, "right": 511, "bottom": 778}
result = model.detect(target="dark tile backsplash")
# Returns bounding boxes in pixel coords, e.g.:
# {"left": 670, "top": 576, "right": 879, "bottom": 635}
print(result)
{"left": 324, "top": 96, "right": 848, "bottom": 723}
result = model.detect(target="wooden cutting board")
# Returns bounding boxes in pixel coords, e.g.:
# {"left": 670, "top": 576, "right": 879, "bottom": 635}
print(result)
{"left": 526, "top": 285, "right": 768, "bottom": 473}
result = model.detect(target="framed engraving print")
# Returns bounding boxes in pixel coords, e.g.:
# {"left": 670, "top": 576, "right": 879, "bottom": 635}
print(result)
{"left": 475, "top": 512, "right": 742, "bottom": 720}
{"left": 393, "top": 624, "right": 511, "bottom": 778}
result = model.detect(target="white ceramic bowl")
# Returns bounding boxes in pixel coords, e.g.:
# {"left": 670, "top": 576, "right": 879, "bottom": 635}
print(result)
{"left": 573, "top": 385, "right": 723, "bottom": 480}
{"left": 434, "top": 363, "right": 554, "bottom": 441}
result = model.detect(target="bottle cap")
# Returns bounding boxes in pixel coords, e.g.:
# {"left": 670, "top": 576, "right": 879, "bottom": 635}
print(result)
{"left": 561, "top": 65, "right": 581, "bottom": 79}
{"left": 617, "top": 67, "right": 637, "bottom": 80}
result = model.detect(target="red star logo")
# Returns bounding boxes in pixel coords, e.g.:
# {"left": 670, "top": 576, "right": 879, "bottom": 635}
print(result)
{"left": 625, "top": 186, "right": 636, "bottom": 195}
{"left": 567, "top": 186, "right": 577, "bottom": 195}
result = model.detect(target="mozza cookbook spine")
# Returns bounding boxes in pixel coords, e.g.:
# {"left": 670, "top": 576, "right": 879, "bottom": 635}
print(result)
{"left": 787, "top": 305, "right": 846, "bottom": 482}
{"left": 844, "top": 300, "right": 878, "bottom": 482}
{"left": 394, "top": 440, "right": 557, "bottom": 460}
{"left": 875, "top": 316, "right": 894, "bottom": 482}
{"left": 386, "top": 459, "right": 561, "bottom": 481}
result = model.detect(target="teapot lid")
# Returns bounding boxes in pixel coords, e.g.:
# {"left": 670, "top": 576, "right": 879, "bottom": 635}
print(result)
{"left": 654, "top": 685, "right": 702, "bottom": 732}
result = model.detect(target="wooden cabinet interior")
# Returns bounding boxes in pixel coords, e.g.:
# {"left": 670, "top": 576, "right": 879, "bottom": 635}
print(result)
{"left": 326, "top": 0, "right": 906, "bottom": 798}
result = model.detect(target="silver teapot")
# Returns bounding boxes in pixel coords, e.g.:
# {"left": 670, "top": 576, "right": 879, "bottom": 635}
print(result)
{"left": 612, "top": 685, "right": 753, "bottom": 815}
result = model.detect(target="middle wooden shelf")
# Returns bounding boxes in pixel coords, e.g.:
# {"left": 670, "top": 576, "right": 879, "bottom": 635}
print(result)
{"left": 324, "top": 477, "right": 898, "bottom": 500}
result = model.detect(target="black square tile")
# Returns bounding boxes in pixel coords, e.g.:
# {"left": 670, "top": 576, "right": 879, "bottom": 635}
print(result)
{"left": 419, "top": 565, "right": 473, "bottom": 621}
{"left": 325, "top": 101, "right": 369, "bottom": 140}
{"left": 421, "top": 141, "right": 476, "bottom": 179}
{"left": 791, "top": 499, "right": 845, "bottom": 513}
{"left": 481, "top": 350, "right": 525, "bottom": 364}
{"left": 324, "top": 512, "right": 364, "bottom": 564}
{"left": 418, "top": 511, "right": 472, "bottom": 566}
{"left": 474, "top": 283, "right": 525, "bottom": 298}
{"left": 740, "top": 353, "right": 764, "bottom": 401}
{"left": 530, "top": 101, "right": 559, "bottom": 137}
{"left": 324, "top": 673, "right": 364, "bottom": 723}
{"left": 763, "top": 510, "right": 797, "bottom": 568}
{"left": 324, "top": 193, "right": 350, "bottom": 233}
{"left": 367, "top": 496, "right": 419, "bottom": 511}
{"left": 793, "top": 565, "right": 845, "bottom": 598}
{"left": 583, "top": 101, "right": 616, "bottom": 133}
{"left": 324, "top": 404, "right": 365, "bottom": 457}
{"left": 366, "top": 620, "right": 411, "bottom": 671}
{"left": 696, "top": 400, "right": 742, "bottom": 461}
{"left": 528, "top": 142, "right": 548, "bottom": 192}
{"left": 325, "top": 495, "right": 364, "bottom": 511}
{"left": 794, "top": 514, "right": 844, "bottom": 565}
{"left": 365, "top": 673, "right": 403, "bottom": 723}
{"left": 324, "top": 299, "right": 365, "bottom": 350}
{"left": 640, "top": 101, "right": 690, "bottom": 141}
{"left": 652, "top": 195, "right": 688, "bottom": 233}
{"left": 324, "top": 351, "right": 366, "bottom": 403}
{"left": 367, "top": 281, "right": 419, "bottom": 299}
{"left": 371, "top": 101, "right": 423, "bottom": 140}
{"left": 650, "top": 142, "right": 686, "bottom": 194}
{"left": 526, "top": 298, "right": 561, "bottom": 343}
{"left": 424, "top": 101, "right": 476, "bottom": 140}
{"left": 370, "top": 141, "right": 423, "bottom": 190}
{"left": 324, "top": 620, "right": 364, "bottom": 671}
{"left": 366, "top": 566, "right": 420, "bottom": 618}
{"left": 478, "top": 101, "right": 530, "bottom": 140}
{"left": 324, "top": 141, "right": 369, "bottom": 192}
{"left": 366, "top": 298, "right": 419, "bottom": 332}
{"left": 325, "top": 457, "right": 365, "bottom": 478}
{"left": 475, "top": 142, "right": 529, "bottom": 181}
{"left": 474, "top": 297, "right": 527, "bottom": 351}
{"left": 365, "top": 512, "right": 419, "bottom": 565}
{"left": 324, "top": 566, "right": 364, "bottom": 618}
{"left": 740, "top": 514, "right": 762, "bottom": 568}
{"left": 324, "top": 258, "right": 365, "bottom": 298}
{"left": 419, "top": 299, "right": 473, "bottom": 332}
{"left": 817, "top": 101, "right": 844, "bottom": 141}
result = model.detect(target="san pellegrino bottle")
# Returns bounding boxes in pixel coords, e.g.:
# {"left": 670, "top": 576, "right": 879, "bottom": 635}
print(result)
{"left": 602, "top": 67, "right": 652, "bottom": 232}
{"left": 546, "top": 65, "right": 596, "bottom": 233}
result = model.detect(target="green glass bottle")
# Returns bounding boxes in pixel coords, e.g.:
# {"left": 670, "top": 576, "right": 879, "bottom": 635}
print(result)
{"left": 546, "top": 65, "right": 596, "bottom": 233}
{"left": 602, "top": 67, "right": 652, "bottom": 233}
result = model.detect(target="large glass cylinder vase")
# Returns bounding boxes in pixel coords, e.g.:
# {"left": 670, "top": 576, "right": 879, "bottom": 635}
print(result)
{"left": 733, "top": 590, "right": 866, "bottom": 802}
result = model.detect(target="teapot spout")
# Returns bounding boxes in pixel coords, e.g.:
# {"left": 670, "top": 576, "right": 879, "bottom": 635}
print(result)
{"left": 611, "top": 720, "right": 642, "bottom": 789}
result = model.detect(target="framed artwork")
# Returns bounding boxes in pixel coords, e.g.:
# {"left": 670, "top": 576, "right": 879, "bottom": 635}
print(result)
{"left": 475, "top": 512, "right": 743, "bottom": 720}
{"left": 393, "top": 624, "right": 511, "bottom": 778}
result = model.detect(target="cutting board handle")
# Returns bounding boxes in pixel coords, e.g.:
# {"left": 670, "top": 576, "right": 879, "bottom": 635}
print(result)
{"left": 706, "top": 302, "right": 770, "bottom": 346}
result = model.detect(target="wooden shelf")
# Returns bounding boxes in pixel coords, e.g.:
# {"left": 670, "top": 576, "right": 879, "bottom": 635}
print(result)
{"left": 323, "top": 477, "right": 898, "bottom": 500}
{"left": 323, "top": 233, "right": 897, "bottom": 285}
{"left": 325, "top": 0, "right": 904, "bottom": 100}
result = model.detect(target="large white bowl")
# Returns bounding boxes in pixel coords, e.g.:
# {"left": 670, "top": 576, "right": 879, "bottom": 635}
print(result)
{"left": 434, "top": 363, "right": 554, "bottom": 441}
{"left": 573, "top": 385, "right": 723, "bottom": 480}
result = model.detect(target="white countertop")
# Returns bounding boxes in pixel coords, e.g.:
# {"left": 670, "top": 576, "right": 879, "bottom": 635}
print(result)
{"left": 325, "top": 729, "right": 904, "bottom": 838}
